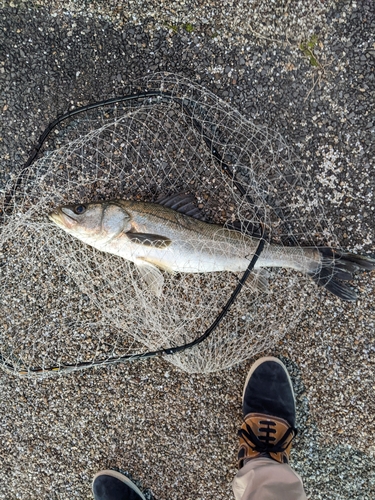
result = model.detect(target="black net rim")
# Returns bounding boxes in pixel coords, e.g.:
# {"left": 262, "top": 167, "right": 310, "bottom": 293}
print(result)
{"left": 1, "top": 90, "right": 266, "bottom": 376}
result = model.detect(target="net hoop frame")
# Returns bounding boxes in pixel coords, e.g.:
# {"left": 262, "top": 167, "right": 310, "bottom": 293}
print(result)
{"left": 1, "top": 90, "right": 267, "bottom": 377}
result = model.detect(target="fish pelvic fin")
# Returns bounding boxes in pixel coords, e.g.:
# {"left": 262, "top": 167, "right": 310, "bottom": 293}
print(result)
{"left": 135, "top": 259, "right": 165, "bottom": 297}
{"left": 309, "top": 248, "right": 375, "bottom": 301}
{"left": 136, "top": 256, "right": 175, "bottom": 274}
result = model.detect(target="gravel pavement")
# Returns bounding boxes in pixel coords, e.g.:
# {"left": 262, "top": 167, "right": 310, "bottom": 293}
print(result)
{"left": 1, "top": 1, "right": 374, "bottom": 499}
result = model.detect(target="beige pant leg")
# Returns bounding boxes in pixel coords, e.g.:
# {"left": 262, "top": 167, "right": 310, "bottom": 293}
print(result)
{"left": 232, "top": 458, "right": 307, "bottom": 500}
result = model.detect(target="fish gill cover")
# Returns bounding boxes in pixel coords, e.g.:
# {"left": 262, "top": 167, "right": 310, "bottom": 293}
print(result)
{"left": 0, "top": 73, "right": 367, "bottom": 377}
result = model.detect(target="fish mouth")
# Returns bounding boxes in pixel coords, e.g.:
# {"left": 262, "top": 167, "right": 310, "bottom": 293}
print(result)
{"left": 48, "top": 209, "right": 77, "bottom": 228}
{"left": 48, "top": 211, "right": 60, "bottom": 223}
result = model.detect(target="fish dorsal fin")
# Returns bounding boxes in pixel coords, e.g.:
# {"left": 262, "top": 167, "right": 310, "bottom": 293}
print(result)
{"left": 156, "top": 193, "right": 205, "bottom": 220}
{"left": 126, "top": 232, "right": 171, "bottom": 248}
{"left": 225, "top": 220, "right": 264, "bottom": 238}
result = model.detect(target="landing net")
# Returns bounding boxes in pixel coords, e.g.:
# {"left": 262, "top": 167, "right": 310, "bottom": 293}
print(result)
{"left": 0, "top": 74, "right": 337, "bottom": 376}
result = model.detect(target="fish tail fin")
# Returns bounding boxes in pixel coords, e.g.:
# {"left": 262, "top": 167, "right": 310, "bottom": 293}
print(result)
{"left": 308, "top": 248, "right": 375, "bottom": 301}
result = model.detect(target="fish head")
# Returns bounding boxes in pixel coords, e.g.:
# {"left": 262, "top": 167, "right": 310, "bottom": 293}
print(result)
{"left": 49, "top": 201, "right": 132, "bottom": 244}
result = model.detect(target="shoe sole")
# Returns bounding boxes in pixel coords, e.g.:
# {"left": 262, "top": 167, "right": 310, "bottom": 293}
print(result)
{"left": 242, "top": 356, "right": 295, "bottom": 405}
{"left": 92, "top": 469, "right": 146, "bottom": 500}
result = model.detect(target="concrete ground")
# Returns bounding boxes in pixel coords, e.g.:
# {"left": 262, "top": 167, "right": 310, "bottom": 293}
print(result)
{"left": 0, "top": 1, "right": 374, "bottom": 499}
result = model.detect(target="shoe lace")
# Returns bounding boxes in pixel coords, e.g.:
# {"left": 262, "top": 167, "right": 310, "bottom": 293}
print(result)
{"left": 238, "top": 419, "right": 297, "bottom": 454}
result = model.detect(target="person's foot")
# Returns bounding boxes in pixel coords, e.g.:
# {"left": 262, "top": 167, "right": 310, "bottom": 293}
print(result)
{"left": 238, "top": 356, "right": 297, "bottom": 468}
{"left": 92, "top": 470, "right": 146, "bottom": 500}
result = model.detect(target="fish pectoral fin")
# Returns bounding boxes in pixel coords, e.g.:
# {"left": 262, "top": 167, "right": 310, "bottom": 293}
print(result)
{"left": 135, "top": 258, "right": 164, "bottom": 297}
{"left": 126, "top": 231, "right": 171, "bottom": 248}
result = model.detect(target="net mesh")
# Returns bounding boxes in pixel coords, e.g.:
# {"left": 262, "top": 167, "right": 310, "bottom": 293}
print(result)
{"left": 0, "top": 74, "right": 338, "bottom": 376}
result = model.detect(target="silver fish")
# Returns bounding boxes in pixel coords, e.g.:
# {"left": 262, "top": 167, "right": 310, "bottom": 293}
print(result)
{"left": 49, "top": 194, "right": 375, "bottom": 300}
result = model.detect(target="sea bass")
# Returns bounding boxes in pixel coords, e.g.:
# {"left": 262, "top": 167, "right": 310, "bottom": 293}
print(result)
{"left": 49, "top": 194, "right": 375, "bottom": 300}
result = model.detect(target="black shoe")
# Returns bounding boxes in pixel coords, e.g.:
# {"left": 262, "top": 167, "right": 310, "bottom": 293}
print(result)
{"left": 92, "top": 470, "right": 146, "bottom": 500}
{"left": 238, "top": 356, "right": 297, "bottom": 467}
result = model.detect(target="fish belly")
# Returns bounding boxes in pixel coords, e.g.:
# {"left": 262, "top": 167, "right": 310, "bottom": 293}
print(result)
{"left": 91, "top": 213, "right": 253, "bottom": 273}
{"left": 127, "top": 242, "right": 250, "bottom": 274}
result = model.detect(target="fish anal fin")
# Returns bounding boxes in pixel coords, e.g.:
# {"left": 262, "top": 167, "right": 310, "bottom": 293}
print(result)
{"left": 246, "top": 269, "right": 270, "bottom": 294}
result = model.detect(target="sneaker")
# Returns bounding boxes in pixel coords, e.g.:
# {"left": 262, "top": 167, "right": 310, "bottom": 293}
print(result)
{"left": 238, "top": 356, "right": 297, "bottom": 468}
{"left": 92, "top": 470, "right": 146, "bottom": 500}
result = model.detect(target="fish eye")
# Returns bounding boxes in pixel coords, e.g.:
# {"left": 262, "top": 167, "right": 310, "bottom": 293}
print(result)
{"left": 73, "top": 204, "right": 86, "bottom": 215}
